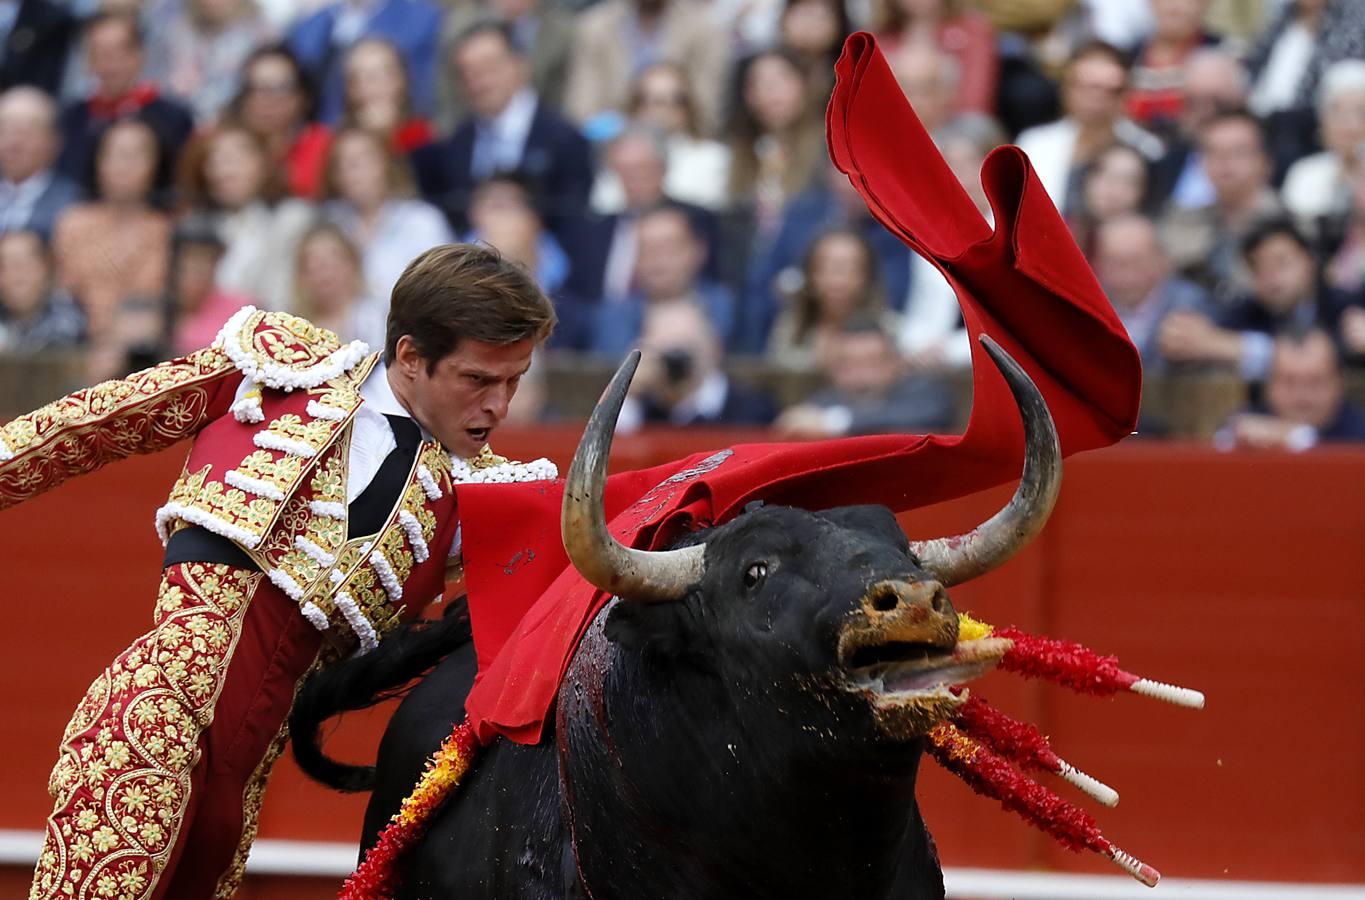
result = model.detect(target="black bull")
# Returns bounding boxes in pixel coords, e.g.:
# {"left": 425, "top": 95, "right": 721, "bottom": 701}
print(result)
{"left": 290, "top": 341, "right": 1058, "bottom": 899}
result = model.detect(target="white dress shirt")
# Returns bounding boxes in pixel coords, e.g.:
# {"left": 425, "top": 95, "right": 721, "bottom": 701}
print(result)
{"left": 0, "top": 170, "right": 54, "bottom": 233}
{"left": 471, "top": 87, "right": 539, "bottom": 179}
{"left": 233, "top": 362, "right": 462, "bottom": 556}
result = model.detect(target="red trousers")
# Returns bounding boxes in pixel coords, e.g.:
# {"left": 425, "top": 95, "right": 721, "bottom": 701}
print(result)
{"left": 31, "top": 562, "right": 324, "bottom": 900}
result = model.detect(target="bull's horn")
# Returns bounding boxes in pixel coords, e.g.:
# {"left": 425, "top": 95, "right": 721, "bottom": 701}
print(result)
{"left": 561, "top": 350, "right": 706, "bottom": 602}
{"left": 910, "top": 336, "right": 1062, "bottom": 587}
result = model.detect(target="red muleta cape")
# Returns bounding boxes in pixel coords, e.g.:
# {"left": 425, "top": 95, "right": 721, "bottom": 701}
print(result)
{"left": 454, "top": 33, "right": 1143, "bottom": 747}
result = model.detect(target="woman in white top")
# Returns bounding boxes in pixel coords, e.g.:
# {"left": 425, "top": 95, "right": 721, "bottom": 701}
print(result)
{"left": 591, "top": 63, "right": 732, "bottom": 213}
{"left": 292, "top": 222, "right": 388, "bottom": 351}
{"left": 1281, "top": 60, "right": 1365, "bottom": 223}
{"left": 321, "top": 127, "right": 455, "bottom": 313}
{"left": 183, "top": 123, "right": 316, "bottom": 311}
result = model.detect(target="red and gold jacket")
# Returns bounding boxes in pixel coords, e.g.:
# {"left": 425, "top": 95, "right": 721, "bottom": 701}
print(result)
{"left": 0, "top": 307, "right": 555, "bottom": 651}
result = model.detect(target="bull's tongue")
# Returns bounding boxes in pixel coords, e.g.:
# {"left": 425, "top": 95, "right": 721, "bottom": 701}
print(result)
{"left": 869, "top": 637, "right": 1011, "bottom": 696}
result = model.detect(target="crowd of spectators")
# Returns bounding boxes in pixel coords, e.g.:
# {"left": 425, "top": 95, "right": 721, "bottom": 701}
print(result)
{"left": 2, "top": 0, "right": 1365, "bottom": 451}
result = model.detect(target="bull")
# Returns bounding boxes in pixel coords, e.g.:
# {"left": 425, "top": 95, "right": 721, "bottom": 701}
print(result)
{"left": 290, "top": 338, "right": 1059, "bottom": 899}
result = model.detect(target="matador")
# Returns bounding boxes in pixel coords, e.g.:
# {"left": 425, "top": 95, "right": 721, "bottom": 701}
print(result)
{"left": 1, "top": 244, "right": 558, "bottom": 899}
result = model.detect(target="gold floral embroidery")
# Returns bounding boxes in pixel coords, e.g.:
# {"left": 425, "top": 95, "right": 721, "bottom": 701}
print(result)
{"left": 241, "top": 311, "right": 342, "bottom": 369}
{"left": 30, "top": 564, "right": 259, "bottom": 900}
{"left": 234, "top": 450, "right": 306, "bottom": 495}
{"left": 0, "top": 347, "right": 233, "bottom": 509}
{"left": 258, "top": 413, "right": 336, "bottom": 454}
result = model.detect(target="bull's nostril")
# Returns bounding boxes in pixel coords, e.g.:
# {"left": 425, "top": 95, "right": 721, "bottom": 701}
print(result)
{"left": 870, "top": 589, "right": 899, "bottom": 612}
{"left": 931, "top": 586, "right": 948, "bottom": 613}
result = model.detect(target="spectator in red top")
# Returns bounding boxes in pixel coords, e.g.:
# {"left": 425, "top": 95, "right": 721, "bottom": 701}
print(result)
{"left": 872, "top": 0, "right": 996, "bottom": 115}
{"left": 231, "top": 44, "right": 331, "bottom": 198}
{"left": 1127, "top": 0, "right": 1222, "bottom": 133}
{"left": 342, "top": 37, "right": 434, "bottom": 157}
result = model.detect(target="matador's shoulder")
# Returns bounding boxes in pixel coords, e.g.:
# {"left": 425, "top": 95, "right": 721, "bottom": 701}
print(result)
{"left": 216, "top": 307, "right": 371, "bottom": 391}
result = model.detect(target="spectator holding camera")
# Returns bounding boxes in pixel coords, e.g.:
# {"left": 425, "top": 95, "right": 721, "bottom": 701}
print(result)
{"left": 615, "top": 300, "right": 776, "bottom": 433}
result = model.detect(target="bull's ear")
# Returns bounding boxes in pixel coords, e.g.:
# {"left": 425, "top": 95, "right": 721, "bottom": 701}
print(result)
{"left": 819, "top": 505, "right": 906, "bottom": 549}
{"left": 604, "top": 600, "right": 696, "bottom": 659}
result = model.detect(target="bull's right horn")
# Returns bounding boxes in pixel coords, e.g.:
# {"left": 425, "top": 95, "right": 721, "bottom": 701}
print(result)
{"left": 909, "top": 336, "right": 1062, "bottom": 586}
{"left": 561, "top": 350, "right": 706, "bottom": 602}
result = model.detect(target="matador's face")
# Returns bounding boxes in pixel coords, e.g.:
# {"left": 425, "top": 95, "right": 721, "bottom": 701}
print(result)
{"left": 390, "top": 336, "right": 535, "bottom": 458}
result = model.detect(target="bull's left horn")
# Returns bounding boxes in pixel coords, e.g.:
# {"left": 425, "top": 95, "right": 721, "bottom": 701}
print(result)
{"left": 910, "top": 336, "right": 1061, "bottom": 586}
{"left": 562, "top": 350, "right": 706, "bottom": 602}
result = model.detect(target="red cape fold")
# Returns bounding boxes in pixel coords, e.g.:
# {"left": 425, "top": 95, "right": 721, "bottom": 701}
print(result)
{"left": 455, "top": 33, "right": 1141, "bottom": 746}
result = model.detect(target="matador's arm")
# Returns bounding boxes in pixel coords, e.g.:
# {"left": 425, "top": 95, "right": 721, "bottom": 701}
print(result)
{"left": 0, "top": 345, "right": 241, "bottom": 510}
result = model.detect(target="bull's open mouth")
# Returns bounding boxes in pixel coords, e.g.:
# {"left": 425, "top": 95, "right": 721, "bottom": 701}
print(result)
{"left": 847, "top": 637, "right": 1011, "bottom": 701}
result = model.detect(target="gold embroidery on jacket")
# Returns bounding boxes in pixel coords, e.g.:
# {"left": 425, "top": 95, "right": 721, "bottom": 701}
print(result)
{"left": 0, "top": 347, "right": 233, "bottom": 509}
{"left": 31, "top": 564, "right": 259, "bottom": 900}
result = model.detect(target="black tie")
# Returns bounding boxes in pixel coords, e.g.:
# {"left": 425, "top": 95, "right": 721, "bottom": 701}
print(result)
{"left": 348, "top": 415, "right": 424, "bottom": 539}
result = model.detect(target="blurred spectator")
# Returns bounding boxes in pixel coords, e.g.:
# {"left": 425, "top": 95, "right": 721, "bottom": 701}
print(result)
{"left": 413, "top": 21, "right": 593, "bottom": 234}
{"left": 437, "top": 0, "right": 576, "bottom": 130}
{"left": 888, "top": 44, "right": 959, "bottom": 136}
{"left": 778, "top": 0, "right": 852, "bottom": 98}
{"left": 1161, "top": 108, "right": 1283, "bottom": 300}
{"left": 728, "top": 48, "right": 826, "bottom": 244}
{"left": 286, "top": 0, "right": 442, "bottom": 123}
{"left": 1160, "top": 218, "right": 1334, "bottom": 380}
{"left": 569, "top": 125, "right": 719, "bottom": 307}
{"left": 0, "top": 229, "right": 85, "bottom": 352}
{"left": 1149, "top": 47, "right": 1249, "bottom": 209}
{"left": 231, "top": 44, "right": 332, "bottom": 198}
{"left": 322, "top": 126, "right": 453, "bottom": 308}
{"left": 1247, "top": 0, "right": 1365, "bottom": 178}
{"left": 145, "top": 0, "right": 274, "bottom": 125}
{"left": 1125, "top": 0, "right": 1221, "bottom": 132}
{"left": 341, "top": 37, "right": 433, "bottom": 155}
{"left": 1093, "top": 213, "right": 1213, "bottom": 370}
{"left": 180, "top": 123, "right": 316, "bottom": 309}
{"left": 589, "top": 203, "right": 735, "bottom": 355}
{"left": 290, "top": 221, "right": 386, "bottom": 349}
{"left": 464, "top": 173, "right": 569, "bottom": 296}
{"left": 1280, "top": 60, "right": 1365, "bottom": 224}
{"left": 564, "top": 0, "right": 730, "bottom": 136}
{"left": 52, "top": 117, "right": 170, "bottom": 336}
{"left": 1216, "top": 328, "right": 1365, "bottom": 449}
{"left": 1016, "top": 41, "right": 1163, "bottom": 216}
{"left": 767, "top": 227, "right": 901, "bottom": 371}
{"left": 1069, "top": 141, "right": 1151, "bottom": 255}
{"left": 616, "top": 299, "right": 776, "bottom": 432}
{"left": 774, "top": 317, "right": 955, "bottom": 438}
{"left": 1325, "top": 160, "right": 1365, "bottom": 295}
{"left": 0, "top": 0, "right": 76, "bottom": 95}
{"left": 0, "top": 87, "right": 83, "bottom": 238}
{"left": 56, "top": 12, "right": 194, "bottom": 185}
{"left": 590, "top": 63, "right": 731, "bottom": 213}
{"left": 741, "top": 159, "right": 912, "bottom": 354}
{"left": 167, "top": 217, "right": 253, "bottom": 354}
{"left": 873, "top": 0, "right": 997, "bottom": 115}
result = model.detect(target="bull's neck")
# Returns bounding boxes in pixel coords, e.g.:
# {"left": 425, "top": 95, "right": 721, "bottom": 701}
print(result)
{"left": 557, "top": 618, "right": 944, "bottom": 900}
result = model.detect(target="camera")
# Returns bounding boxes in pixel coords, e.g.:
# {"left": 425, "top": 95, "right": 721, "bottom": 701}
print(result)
{"left": 660, "top": 347, "right": 694, "bottom": 385}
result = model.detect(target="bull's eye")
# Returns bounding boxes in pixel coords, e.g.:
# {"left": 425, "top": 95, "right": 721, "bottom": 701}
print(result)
{"left": 744, "top": 562, "right": 768, "bottom": 590}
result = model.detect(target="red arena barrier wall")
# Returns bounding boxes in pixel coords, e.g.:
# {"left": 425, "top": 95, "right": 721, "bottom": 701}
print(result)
{"left": 1, "top": 428, "right": 1362, "bottom": 895}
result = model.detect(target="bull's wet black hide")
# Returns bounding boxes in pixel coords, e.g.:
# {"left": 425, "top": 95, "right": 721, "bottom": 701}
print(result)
{"left": 292, "top": 504, "right": 953, "bottom": 899}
